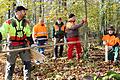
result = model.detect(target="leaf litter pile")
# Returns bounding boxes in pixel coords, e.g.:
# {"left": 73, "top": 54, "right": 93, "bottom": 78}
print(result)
{"left": 0, "top": 46, "right": 120, "bottom": 80}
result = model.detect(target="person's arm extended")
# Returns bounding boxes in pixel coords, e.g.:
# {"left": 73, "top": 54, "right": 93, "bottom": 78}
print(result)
{"left": 69, "top": 19, "right": 85, "bottom": 30}
{"left": 70, "top": 23, "right": 83, "bottom": 30}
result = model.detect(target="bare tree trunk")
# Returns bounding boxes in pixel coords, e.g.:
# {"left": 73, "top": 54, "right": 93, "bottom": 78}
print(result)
{"left": 33, "top": 0, "right": 36, "bottom": 24}
{"left": 12, "top": 2, "right": 16, "bottom": 17}
{"left": 39, "top": 0, "right": 42, "bottom": 17}
{"left": 97, "top": 0, "right": 105, "bottom": 45}
{"left": 115, "top": 1, "right": 120, "bottom": 33}
{"left": 8, "top": 0, "right": 11, "bottom": 19}
{"left": 62, "top": 0, "right": 67, "bottom": 18}
{"left": 42, "top": 0, "right": 44, "bottom": 19}
{"left": 84, "top": 0, "right": 88, "bottom": 48}
{"left": 100, "top": 0, "right": 105, "bottom": 35}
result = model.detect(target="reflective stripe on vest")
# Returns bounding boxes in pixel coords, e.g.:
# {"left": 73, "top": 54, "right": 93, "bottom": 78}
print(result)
{"left": 37, "top": 38, "right": 47, "bottom": 40}
{"left": 33, "top": 23, "right": 48, "bottom": 37}
{"left": 34, "top": 32, "right": 48, "bottom": 37}
{"left": 34, "top": 32, "right": 48, "bottom": 34}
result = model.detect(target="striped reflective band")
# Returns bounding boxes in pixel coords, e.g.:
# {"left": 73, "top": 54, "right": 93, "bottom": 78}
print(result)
{"left": 34, "top": 32, "right": 48, "bottom": 34}
{"left": 37, "top": 38, "right": 47, "bottom": 40}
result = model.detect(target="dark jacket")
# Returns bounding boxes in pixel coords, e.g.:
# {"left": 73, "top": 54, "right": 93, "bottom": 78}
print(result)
{"left": 52, "top": 22, "right": 66, "bottom": 38}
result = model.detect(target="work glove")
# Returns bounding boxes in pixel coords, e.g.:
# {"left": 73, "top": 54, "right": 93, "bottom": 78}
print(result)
{"left": 44, "top": 41, "right": 48, "bottom": 45}
{"left": 33, "top": 38, "right": 37, "bottom": 44}
{"left": 52, "top": 38, "right": 55, "bottom": 41}
{"left": 31, "top": 43, "right": 37, "bottom": 47}
{"left": 103, "top": 41, "right": 106, "bottom": 45}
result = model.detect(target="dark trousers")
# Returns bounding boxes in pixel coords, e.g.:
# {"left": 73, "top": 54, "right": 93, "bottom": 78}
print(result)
{"left": 37, "top": 40, "right": 47, "bottom": 54}
{"left": 54, "top": 38, "right": 64, "bottom": 58}
{"left": 55, "top": 45, "right": 64, "bottom": 57}
{"left": 5, "top": 44, "right": 31, "bottom": 80}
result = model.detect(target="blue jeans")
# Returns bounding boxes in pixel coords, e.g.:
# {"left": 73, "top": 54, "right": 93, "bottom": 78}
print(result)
{"left": 108, "top": 46, "right": 119, "bottom": 62}
{"left": 37, "top": 40, "right": 47, "bottom": 54}
{"left": 5, "top": 44, "right": 31, "bottom": 80}
{"left": 114, "top": 46, "right": 119, "bottom": 62}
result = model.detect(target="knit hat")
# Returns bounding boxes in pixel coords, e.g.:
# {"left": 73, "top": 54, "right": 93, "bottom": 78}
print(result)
{"left": 68, "top": 13, "right": 76, "bottom": 22}
{"left": 69, "top": 13, "right": 75, "bottom": 18}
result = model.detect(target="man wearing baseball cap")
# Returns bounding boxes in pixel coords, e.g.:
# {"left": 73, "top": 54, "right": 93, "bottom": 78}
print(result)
{"left": 15, "top": 6, "right": 28, "bottom": 12}
{"left": 102, "top": 26, "right": 120, "bottom": 64}
{"left": 0, "top": 6, "right": 31, "bottom": 80}
{"left": 66, "top": 13, "right": 87, "bottom": 60}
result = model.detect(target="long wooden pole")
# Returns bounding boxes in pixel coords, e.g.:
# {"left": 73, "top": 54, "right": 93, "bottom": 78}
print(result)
{"left": 0, "top": 41, "right": 82, "bottom": 53}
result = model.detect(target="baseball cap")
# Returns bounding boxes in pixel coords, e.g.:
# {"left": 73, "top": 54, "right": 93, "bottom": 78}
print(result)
{"left": 15, "top": 6, "right": 28, "bottom": 12}
{"left": 107, "top": 26, "right": 115, "bottom": 31}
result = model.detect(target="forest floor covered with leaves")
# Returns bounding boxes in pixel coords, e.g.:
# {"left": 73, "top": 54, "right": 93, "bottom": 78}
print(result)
{"left": 0, "top": 42, "right": 120, "bottom": 80}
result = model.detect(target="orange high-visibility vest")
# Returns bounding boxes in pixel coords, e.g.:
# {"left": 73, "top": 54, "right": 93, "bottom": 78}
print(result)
{"left": 102, "top": 34, "right": 120, "bottom": 46}
{"left": 54, "top": 25, "right": 65, "bottom": 32}
{"left": 33, "top": 23, "right": 48, "bottom": 38}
